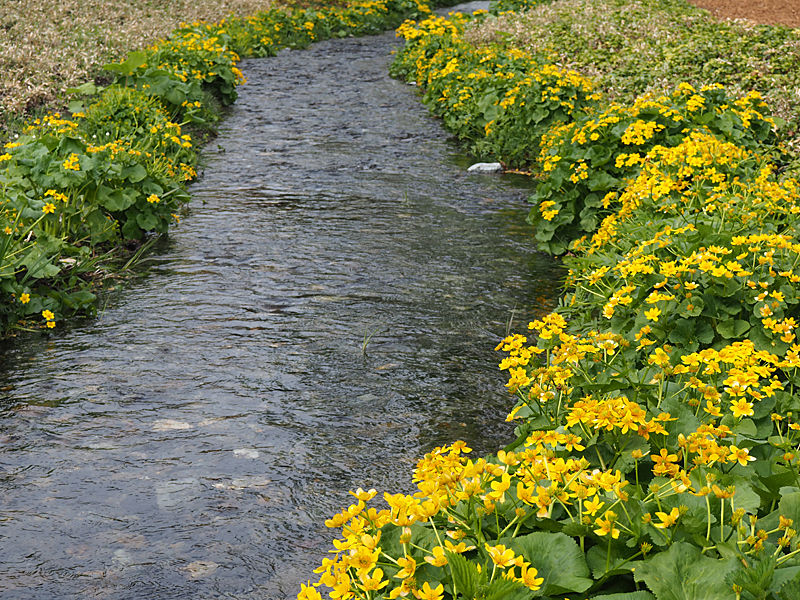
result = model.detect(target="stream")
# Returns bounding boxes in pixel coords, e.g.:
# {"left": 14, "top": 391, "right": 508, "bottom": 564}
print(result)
{"left": 0, "top": 5, "right": 562, "bottom": 598}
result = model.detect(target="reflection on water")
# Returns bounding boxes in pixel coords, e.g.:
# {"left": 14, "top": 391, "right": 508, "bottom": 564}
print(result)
{"left": 0, "top": 10, "right": 562, "bottom": 600}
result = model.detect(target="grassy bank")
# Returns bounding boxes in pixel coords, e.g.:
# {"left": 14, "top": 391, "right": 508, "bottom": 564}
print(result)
{"left": 0, "top": 0, "right": 290, "bottom": 137}
{"left": 297, "top": 2, "right": 800, "bottom": 599}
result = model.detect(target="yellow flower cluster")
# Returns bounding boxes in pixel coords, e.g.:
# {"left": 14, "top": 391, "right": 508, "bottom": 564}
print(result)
{"left": 585, "top": 131, "right": 799, "bottom": 254}
{"left": 566, "top": 395, "right": 671, "bottom": 438}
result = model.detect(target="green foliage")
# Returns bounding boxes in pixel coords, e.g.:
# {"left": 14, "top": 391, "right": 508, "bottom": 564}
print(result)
{"left": 507, "top": 531, "right": 592, "bottom": 595}
{"left": 634, "top": 543, "right": 737, "bottom": 600}
{"left": 528, "top": 84, "right": 776, "bottom": 253}
{"left": 391, "top": 12, "right": 600, "bottom": 167}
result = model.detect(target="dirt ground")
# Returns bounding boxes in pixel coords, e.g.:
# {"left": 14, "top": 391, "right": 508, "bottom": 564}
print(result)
{"left": 689, "top": 0, "right": 800, "bottom": 28}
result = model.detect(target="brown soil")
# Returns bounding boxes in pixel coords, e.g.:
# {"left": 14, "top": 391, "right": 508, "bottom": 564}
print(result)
{"left": 688, "top": 0, "right": 800, "bottom": 29}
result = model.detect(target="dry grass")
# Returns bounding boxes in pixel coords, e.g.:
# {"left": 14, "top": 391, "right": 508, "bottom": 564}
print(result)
{"left": 0, "top": 0, "right": 282, "bottom": 126}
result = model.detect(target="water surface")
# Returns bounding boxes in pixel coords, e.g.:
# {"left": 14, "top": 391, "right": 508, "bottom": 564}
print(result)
{"left": 0, "top": 10, "right": 562, "bottom": 599}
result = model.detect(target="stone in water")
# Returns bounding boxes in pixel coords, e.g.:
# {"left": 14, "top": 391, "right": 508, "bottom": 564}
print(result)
{"left": 467, "top": 162, "right": 502, "bottom": 173}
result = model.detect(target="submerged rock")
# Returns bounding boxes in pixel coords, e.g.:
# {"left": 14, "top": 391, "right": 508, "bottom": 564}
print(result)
{"left": 233, "top": 448, "right": 260, "bottom": 459}
{"left": 184, "top": 560, "right": 219, "bottom": 579}
{"left": 152, "top": 419, "right": 193, "bottom": 431}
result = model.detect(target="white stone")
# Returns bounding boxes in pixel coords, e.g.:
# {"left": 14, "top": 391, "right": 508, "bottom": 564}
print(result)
{"left": 467, "top": 162, "right": 503, "bottom": 173}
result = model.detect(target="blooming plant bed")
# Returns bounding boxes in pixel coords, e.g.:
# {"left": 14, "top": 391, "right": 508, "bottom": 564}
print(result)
{"left": 298, "top": 1, "right": 800, "bottom": 599}
{"left": 0, "top": 0, "right": 447, "bottom": 334}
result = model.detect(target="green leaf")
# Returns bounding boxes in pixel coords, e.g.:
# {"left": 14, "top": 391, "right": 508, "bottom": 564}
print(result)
{"left": 774, "top": 566, "right": 800, "bottom": 591}
{"left": 779, "top": 572, "right": 800, "bottom": 600}
{"left": 67, "top": 100, "right": 85, "bottom": 114}
{"left": 508, "top": 532, "right": 592, "bottom": 595}
{"left": 614, "top": 437, "right": 651, "bottom": 475}
{"left": 136, "top": 211, "right": 161, "bottom": 232}
{"left": 777, "top": 492, "right": 800, "bottom": 526}
{"left": 103, "top": 51, "right": 147, "bottom": 76}
{"left": 728, "top": 476, "right": 761, "bottom": 514}
{"left": 715, "top": 112, "right": 735, "bottom": 136}
{"left": 65, "top": 81, "right": 99, "bottom": 96}
{"left": 121, "top": 217, "right": 143, "bottom": 240}
{"left": 63, "top": 289, "right": 97, "bottom": 309}
{"left": 733, "top": 418, "right": 757, "bottom": 438}
{"left": 19, "top": 239, "right": 63, "bottom": 280}
{"left": 121, "top": 164, "right": 148, "bottom": 183}
{"left": 587, "top": 171, "right": 619, "bottom": 192}
{"left": 678, "top": 296, "right": 704, "bottom": 317}
{"left": 97, "top": 186, "right": 137, "bottom": 212}
{"left": 478, "top": 577, "right": 532, "bottom": 600}
{"left": 717, "top": 319, "right": 751, "bottom": 339}
{"left": 726, "top": 552, "right": 777, "bottom": 600}
{"left": 667, "top": 318, "right": 697, "bottom": 350}
{"left": 586, "top": 545, "right": 636, "bottom": 580}
{"left": 447, "top": 551, "right": 486, "bottom": 598}
{"left": 633, "top": 542, "right": 737, "bottom": 600}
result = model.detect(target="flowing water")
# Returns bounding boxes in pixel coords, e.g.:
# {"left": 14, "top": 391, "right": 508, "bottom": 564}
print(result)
{"left": 0, "top": 6, "right": 562, "bottom": 598}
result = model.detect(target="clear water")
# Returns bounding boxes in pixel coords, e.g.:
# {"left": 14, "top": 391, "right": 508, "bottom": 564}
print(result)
{"left": 0, "top": 11, "right": 562, "bottom": 599}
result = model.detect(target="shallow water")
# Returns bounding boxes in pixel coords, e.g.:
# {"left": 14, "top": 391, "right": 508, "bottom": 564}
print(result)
{"left": 0, "top": 9, "right": 562, "bottom": 599}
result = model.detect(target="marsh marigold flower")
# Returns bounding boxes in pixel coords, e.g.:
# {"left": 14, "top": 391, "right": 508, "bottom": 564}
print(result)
{"left": 518, "top": 564, "right": 544, "bottom": 591}
{"left": 485, "top": 543, "right": 521, "bottom": 568}
{"left": 730, "top": 398, "right": 754, "bottom": 418}
{"left": 653, "top": 507, "right": 680, "bottom": 529}
{"left": 62, "top": 153, "right": 80, "bottom": 171}
{"left": 297, "top": 582, "right": 321, "bottom": 600}
{"left": 416, "top": 582, "right": 444, "bottom": 600}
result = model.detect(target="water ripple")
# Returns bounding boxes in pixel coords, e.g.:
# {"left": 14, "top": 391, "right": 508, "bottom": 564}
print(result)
{"left": 0, "top": 11, "right": 562, "bottom": 599}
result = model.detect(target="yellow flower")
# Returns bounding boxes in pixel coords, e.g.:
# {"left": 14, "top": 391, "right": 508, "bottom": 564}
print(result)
{"left": 730, "top": 398, "right": 754, "bottom": 418}
{"left": 594, "top": 511, "right": 620, "bottom": 538}
{"left": 42, "top": 202, "right": 56, "bottom": 214}
{"left": 518, "top": 564, "right": 544, "bottom": 591}
{"left": 394, "top": 556, "right": 416, "bottom": 579}
{"left": 19, "top": 293, "right": 30, "bottom": 304}
{"left": 348, "top": 546, "right": 379, "bottom": 572}
{"left": 46, "top": 321, "right": 56, "bottom": 329}
{"left": 416, "top": 581, "right": 444, "bottom": 600}
{"left": 349, "top": 487, "right": 377, "bottom": 502}
{"left": 359, "top": 567, "right": 388, "bottom": 592}
{"left": 728, "top": 445, "right": 756, "bottom": 466}
{"left": 62, "top": 153, "right": 80, "bottom": 171}
{"left": 147, "top": 194, "right": 161, "bottom": 204}
{"left": 583, "top": 495, "right": 604, "bottom": 516}
{"left": 424, "top": 545, "right": 448, "bottom": 567}
{"left": 644, "top": 307, "right": 661, "bottom": 322}
{"left": 297, "top": 581, "right": 322, "bottom": 600}
{"left": 42, "top": 310, "right": 55, "bottom": 321}
{"left": 485, "top": 543, "right": 521, "bottom": 568}
{"left": 653, "top": 507, "right": 680, "bottom": 529}
{"left": 444, "top": 539, "right": 475, "bottom": 554}
{"left": 45, "top": 189, "right": 69, "bottom": 203}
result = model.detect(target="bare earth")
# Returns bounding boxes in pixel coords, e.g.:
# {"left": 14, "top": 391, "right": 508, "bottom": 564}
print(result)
{"left": 689, "top": 0, "right": 800, "bottom": 28}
